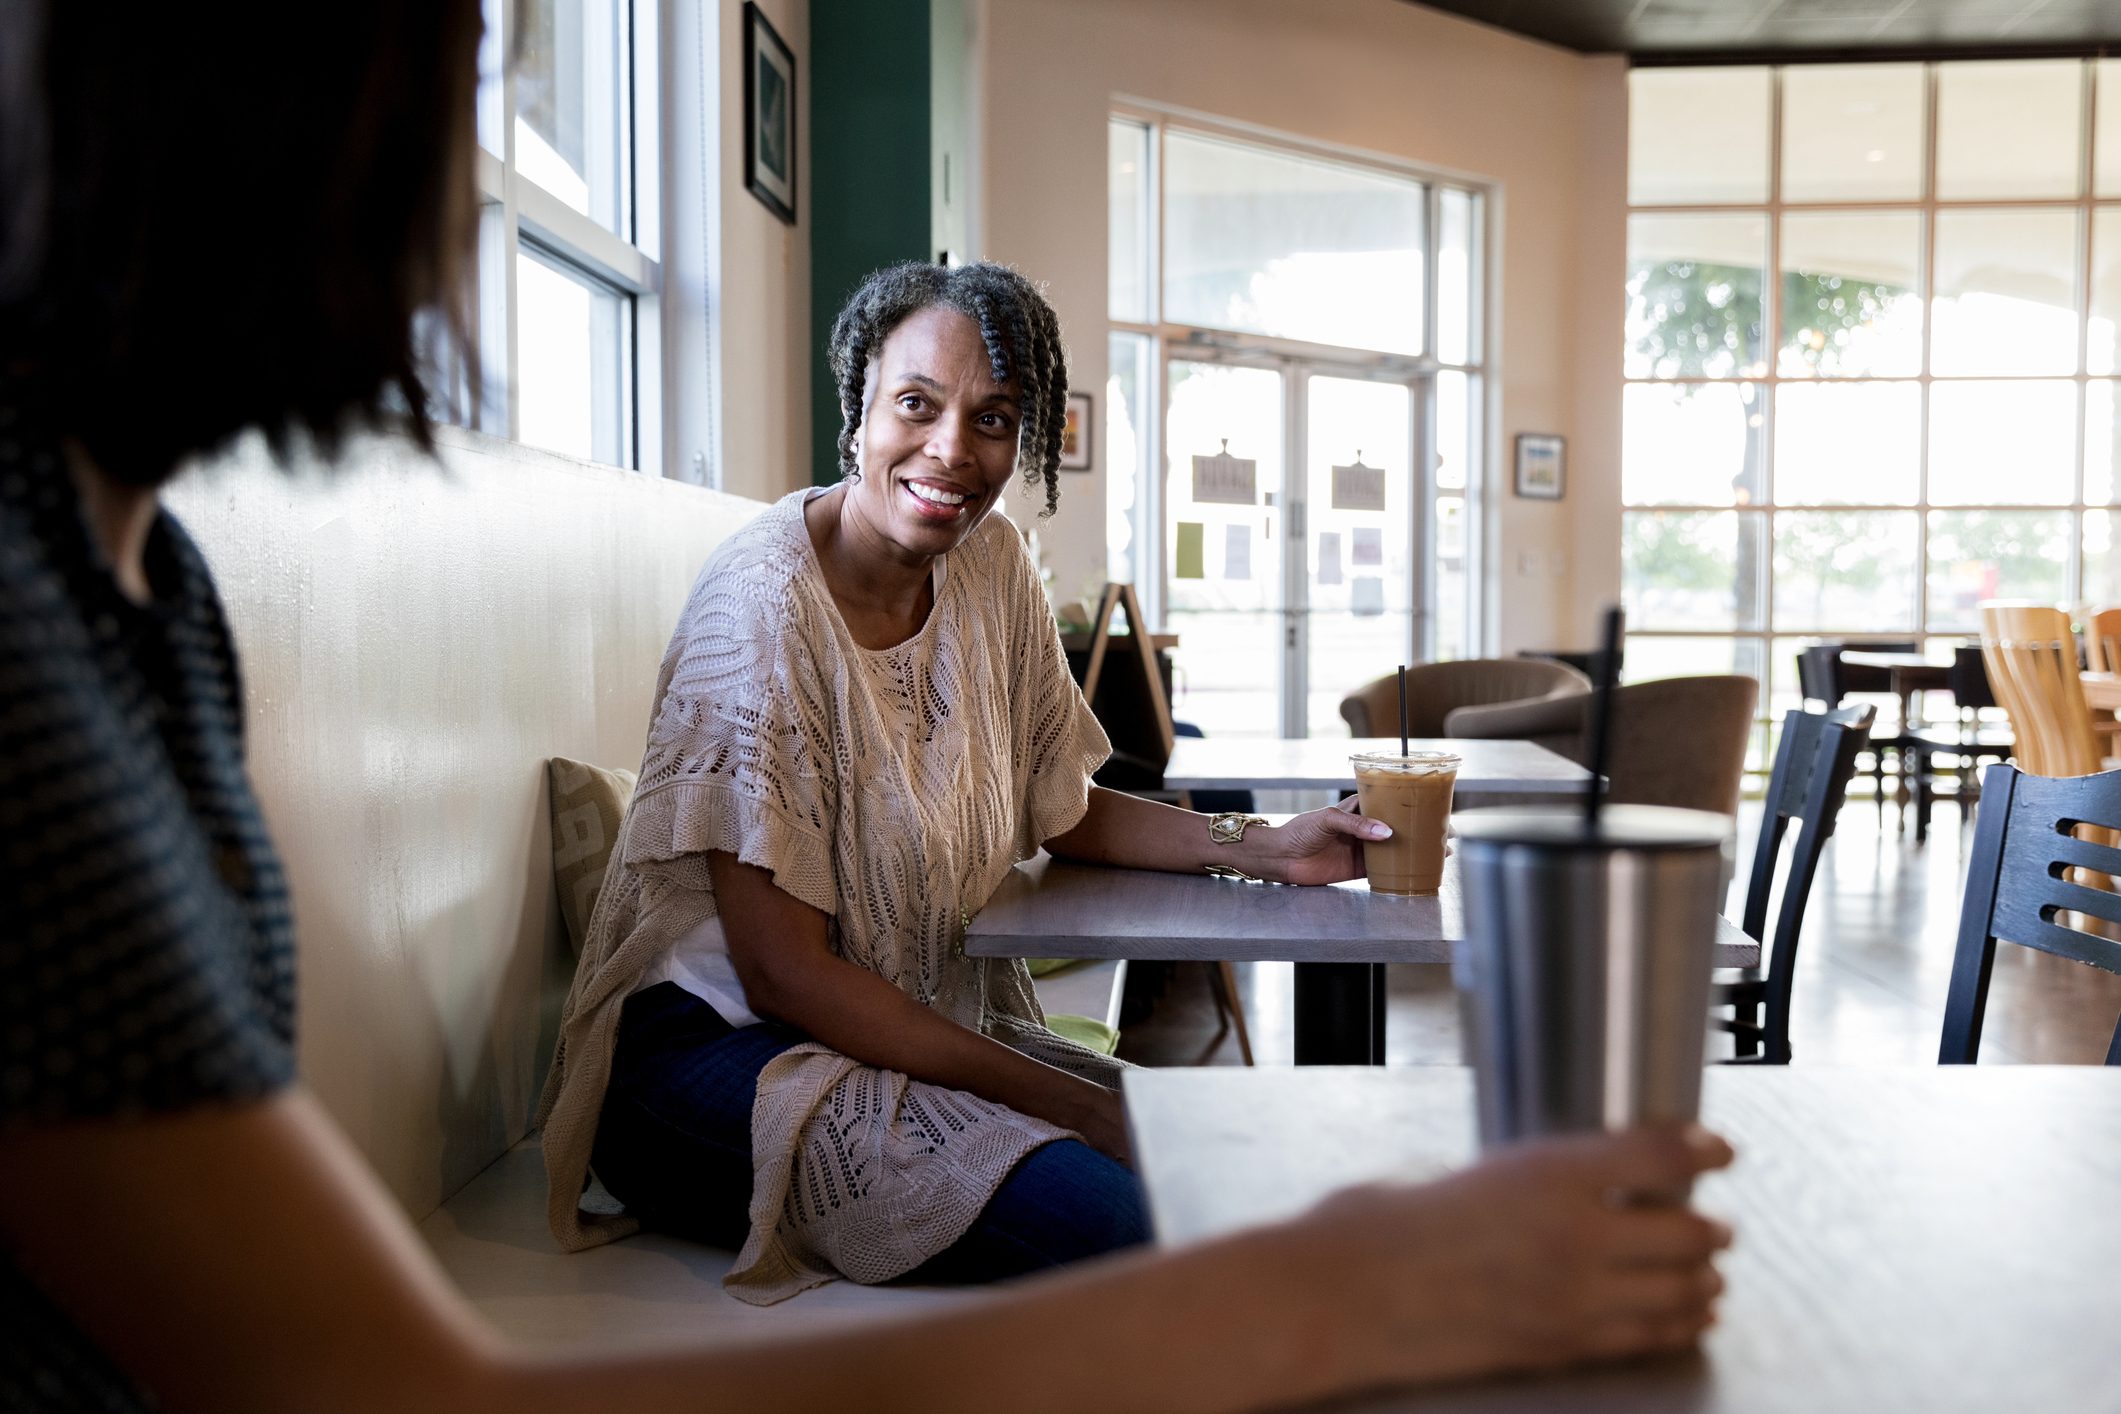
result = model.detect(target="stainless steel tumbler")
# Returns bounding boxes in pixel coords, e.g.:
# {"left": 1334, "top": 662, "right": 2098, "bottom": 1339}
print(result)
{"left": 1454, "top": 805, "right": 1730, "bottom": 1148}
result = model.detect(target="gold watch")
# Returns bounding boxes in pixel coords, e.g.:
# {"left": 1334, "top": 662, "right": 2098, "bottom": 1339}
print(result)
{"left": 1205, "top": 812, "right": 1269, "bottom": 882}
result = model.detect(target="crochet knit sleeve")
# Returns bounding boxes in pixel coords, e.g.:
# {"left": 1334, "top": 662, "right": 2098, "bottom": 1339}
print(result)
{"left": 1007, "top": 531, "right": 1112, "bottom": 859}
{"left": 620, "top": 566, "right": 839, "bottom": 917}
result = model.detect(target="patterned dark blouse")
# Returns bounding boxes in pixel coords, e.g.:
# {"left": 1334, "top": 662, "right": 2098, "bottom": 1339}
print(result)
{"left": 0, "top": 389, "right": 297, "bottom": 1411}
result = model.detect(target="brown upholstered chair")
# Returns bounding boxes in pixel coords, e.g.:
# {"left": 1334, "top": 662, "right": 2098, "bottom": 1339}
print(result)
{"left": 1337, "top": 658, "right": 1591, "bottom": 738}
{"left": 1446, "top": 674, "right": 1759, "bottom": 815}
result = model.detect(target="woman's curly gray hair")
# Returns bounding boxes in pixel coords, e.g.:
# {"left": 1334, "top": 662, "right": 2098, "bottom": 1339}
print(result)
{"left": 826, "top": 260, "right": 1070, "bottom": 517}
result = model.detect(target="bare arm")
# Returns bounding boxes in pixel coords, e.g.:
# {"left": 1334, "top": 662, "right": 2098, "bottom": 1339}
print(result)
{"left": 0, "top": 1089, "right": 1733, "bottom": 1414}
{"left": 1044, "top": 786, "right": 1388, "bottom": 886}
{"left": 710, "top": 851, "right": 1131, "bottom": 1158}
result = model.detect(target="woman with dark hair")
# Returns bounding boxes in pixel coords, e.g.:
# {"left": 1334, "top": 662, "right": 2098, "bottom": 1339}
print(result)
{"left": 0, "top": 4, "right": 1733, "bottom": 1409}
{"left": 541, "top": 258, "right": 1416, "bottom": 1298}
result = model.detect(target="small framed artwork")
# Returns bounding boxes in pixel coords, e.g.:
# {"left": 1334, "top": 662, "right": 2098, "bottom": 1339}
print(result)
{"left": 743, "top": 3, "right": 796, "bottom": 225}
{"left": 1059, "top": 392, "right": 1094, "bottom": 471}
{"left": 1514, "top": 433, "right": 1565, "bottom": 500}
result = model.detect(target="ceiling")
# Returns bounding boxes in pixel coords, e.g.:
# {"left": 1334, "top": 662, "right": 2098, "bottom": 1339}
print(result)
{"left": 1411, "top": 1, "right": 2121, "bottom": 61}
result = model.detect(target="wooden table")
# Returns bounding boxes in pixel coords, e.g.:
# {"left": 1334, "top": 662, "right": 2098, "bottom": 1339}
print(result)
{"left": 967, "top": 854, "right": 1758, "bottom": 1062}
{"left": 2083, "top": 670, "right": 2121, "bottom": 712}
{"left": 1126, "top": 1065, "right": 2121, "bottom": 1413}
{"left": 1162, "top": 736, "right": 1593, "bottom": 798}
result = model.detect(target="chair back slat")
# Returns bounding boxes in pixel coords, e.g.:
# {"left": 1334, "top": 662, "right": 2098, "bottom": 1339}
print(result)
{"left": 1940, "top": 763, "right": 2121, "bottom": 1063}
{"left": 2044, "top": 830, "right": 2121, "bottom": 885}
{"left": 2086, "top": 606, "right": 2121, "bottom": 674}
{"left": 1980, "top": 602, "right": 2101, "bottom": 778}
{"left": 1739, "top": 705, "right": 1874, "bottom": 1061}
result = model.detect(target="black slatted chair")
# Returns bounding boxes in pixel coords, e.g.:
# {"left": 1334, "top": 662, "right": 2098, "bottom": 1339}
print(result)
{"left": 1713, "top": 704, "right": 1874, "bottom": 1063}
{"left": 1907, "top": 646, "right": 2014, "bottom": 844}
{"left": 1939, "top": 764, "right": 2121, "bottom": 1065}
{"left": 1798, "top": 641, "right": 1917, "bottom": 816}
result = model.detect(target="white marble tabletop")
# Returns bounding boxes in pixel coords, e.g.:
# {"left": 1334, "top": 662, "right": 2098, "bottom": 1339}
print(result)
{"left": 1126, "top": 1065, "right": 2121, "bottom": 1414}
{"left": 1162, "top": 735, "right": 1594, "bottom": 794}
{"left": 964, "top": 852, "right": 1759, "bottom": 967}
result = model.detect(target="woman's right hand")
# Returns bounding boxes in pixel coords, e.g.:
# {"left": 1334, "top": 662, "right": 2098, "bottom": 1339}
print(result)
{"left": 1280, "top": 1126, "right": 1735, "bottom": 1396}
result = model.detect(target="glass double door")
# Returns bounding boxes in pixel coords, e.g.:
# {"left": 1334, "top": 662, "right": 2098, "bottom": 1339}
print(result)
{"left": 1163, "top": 356, "right": 1428, "bottom": 739}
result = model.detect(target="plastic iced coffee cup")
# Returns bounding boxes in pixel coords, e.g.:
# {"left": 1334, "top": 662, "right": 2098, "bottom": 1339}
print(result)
{"left": 1350, "top": 750, "right": 1460, "bottom": 895}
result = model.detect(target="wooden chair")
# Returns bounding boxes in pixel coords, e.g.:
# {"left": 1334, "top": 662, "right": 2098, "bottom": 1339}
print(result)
{"left": 1713, "top": 705, "right": 1874, "bottom": 1063}
{"left": 1939, "top": 764, "right": 2121, "bottom": 1065}
{"left": 1978, "top": 602, "right": 2104, "bottom": 778}
{"left": 2085, "top": 606, "right": 2121, "bottom": 674}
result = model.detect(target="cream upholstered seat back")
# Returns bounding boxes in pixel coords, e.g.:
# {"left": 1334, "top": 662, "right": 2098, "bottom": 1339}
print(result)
{"left": 1337, "top": 657, "right": 1591, "bottom": 738}
{"left": 170, "top": 428, "right": 765, "bottom": 1218}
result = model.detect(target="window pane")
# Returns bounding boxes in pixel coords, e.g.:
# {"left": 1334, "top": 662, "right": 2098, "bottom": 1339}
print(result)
{"left": 1781, "top": 64, "right": 1926, "bottom": 203}
{"left": 2086, "top": 510, "right": 2121, "bottom": 606}
{"left": 1926, "top": 511, "right": 2072, "bottom": 631}
{"left": 1623, "top": 382, "right": 1765, "bottom": 506}
{"left": 1778, "top": 211, "right": 1922, "bottom": 377}
{"left": 1437, "top": 188, "right": 1478, "bottom": 367}
{"left": 1622, "top": 509, "right": 1765, "bottom": 631}
{"left": 1432, "top": 371, "right": 1473, "bottom": 660}
{"left": 1627, "top": 68, "right": 1770, "bottom": 206}
{"left": 1626, "top": 214, "right": 1767, "bottom": 379}
{"left": 2089, "top": 209, "right": 2121, "bottom": 375}
{"left": 1928, "top": 380, "right": 2076, "bottom": 505}
{"left": 2088, "top": 381, "right": 2121, "bottom": 503}
{"left": 1936, "top": 60, "right": 2084, "bottom": 200}
{"left": 1436, "top": 369, "right": 1471, "bottom": 492}
{"left": 479, "top": 0, "right": 505, "bottom": 156}
{"left": 517, "top": 0, "right": 629, "bottom": 235}
{"left": 1110, "top": 120, "right": 1151, "bottom": 324}
{"left": 1105, "top": 332, "right": 1153, "bottom": 590}
{"left": 1434, "top": 495, "right": 1467, "bottom": 662}
{"left": 1163, "top": 130, "right": 1425, "bottom": 355}
{"left": 516, "top": 246, "right": 631, "bottom": 466}
{"left": 1773, "top": 382, "right": 1920, "bottom": 505}
{"left": 1930, "top": 209, "right": 2080, "bottom": 376}
{"left": 1773, "top": 511, "right": 1920, "bottom": 632}
{"left": 2097, "top": 61, "right": 2121, "bottom": 197}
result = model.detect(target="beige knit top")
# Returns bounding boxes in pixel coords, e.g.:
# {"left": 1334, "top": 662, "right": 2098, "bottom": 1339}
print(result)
{"left": 536, "top": 489, "right": 1123, "bottom": 1304}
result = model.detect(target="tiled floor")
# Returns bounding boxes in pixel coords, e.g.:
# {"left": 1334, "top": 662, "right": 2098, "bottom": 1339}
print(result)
{"left": 1118, "top": 796, "right": 2121, "bottom": 1069}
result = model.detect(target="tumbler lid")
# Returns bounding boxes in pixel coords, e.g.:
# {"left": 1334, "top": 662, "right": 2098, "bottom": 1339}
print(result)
{"left": 1453, "top": 804, "right": 1729, "bottom": 851}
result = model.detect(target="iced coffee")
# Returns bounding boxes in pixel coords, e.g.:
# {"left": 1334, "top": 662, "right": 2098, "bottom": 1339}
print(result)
{"left": 1350, "top": 751, "right": 1461, "bottom": 895}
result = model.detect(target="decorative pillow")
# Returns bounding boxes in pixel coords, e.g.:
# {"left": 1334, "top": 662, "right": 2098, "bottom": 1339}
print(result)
{"left": 547, "top": 757, "right": 638, "bottom": 955}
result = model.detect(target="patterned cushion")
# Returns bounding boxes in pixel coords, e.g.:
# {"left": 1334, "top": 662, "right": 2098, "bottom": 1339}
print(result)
{"left": 547, "top": 757, "right": 637, "bottom": 955}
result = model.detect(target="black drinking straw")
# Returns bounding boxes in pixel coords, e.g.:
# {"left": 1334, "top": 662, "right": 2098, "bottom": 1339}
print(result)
{"left": 1397, "top": 664, "right": 1410, "bottom": 757}
{"left": 1582, "top": 606, "right": 1625, "bottom": 828}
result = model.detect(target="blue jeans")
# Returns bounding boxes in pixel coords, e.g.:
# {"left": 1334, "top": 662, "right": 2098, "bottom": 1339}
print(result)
{"left": 590, "top": 981, "right": 1151, "bottom": 1283}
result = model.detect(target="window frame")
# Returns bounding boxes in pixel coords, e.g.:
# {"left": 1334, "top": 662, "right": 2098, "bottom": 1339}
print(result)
{"left": 1107, "top": 104, "right": 1492, "bottom": 663}
{"left": 1623, "top": 59, "right": 2121, "bottom": 767}
{"left": 467, "top": 0, "right": 664, "bottom": 474}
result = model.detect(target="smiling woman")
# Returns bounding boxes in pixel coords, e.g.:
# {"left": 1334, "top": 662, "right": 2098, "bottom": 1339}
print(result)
{"left": 538, "top": 260, "right": 1402, "bottom": 1298}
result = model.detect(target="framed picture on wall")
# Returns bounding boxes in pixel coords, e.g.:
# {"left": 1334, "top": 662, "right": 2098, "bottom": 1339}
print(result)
{"left": 744, "top": 3, "right": 796, "bottom": 225}
{"left": 1514, "top": 433, "right": 1565, "bottom": 500}
{"left": 1059, "top": 392, "right": 1094, "bottom": 471}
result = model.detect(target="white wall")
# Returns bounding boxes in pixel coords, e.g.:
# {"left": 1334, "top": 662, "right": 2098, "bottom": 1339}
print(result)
{"left": 663, "top": 0, "right": 812, "bottom": 502}
{"left": 974, "top": 0, "right": 1626, "bottom": 655}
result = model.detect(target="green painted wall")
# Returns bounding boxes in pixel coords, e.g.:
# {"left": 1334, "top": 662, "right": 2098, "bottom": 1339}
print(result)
{"left": 808, "top": 0, "right": 934, "bottom": 485}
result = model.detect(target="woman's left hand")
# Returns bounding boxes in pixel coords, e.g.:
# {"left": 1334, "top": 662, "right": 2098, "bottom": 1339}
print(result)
{"left": 1251, "top": 798, "right": 1394, "bottom": 886}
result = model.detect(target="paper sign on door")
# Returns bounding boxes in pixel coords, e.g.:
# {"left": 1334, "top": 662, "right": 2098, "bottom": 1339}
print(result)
{"left": 1317, "top": 531, "right": 1344, "bottom": 586}
{"left": 1175, "top": 522, "right": 1205, "bottom": 579}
